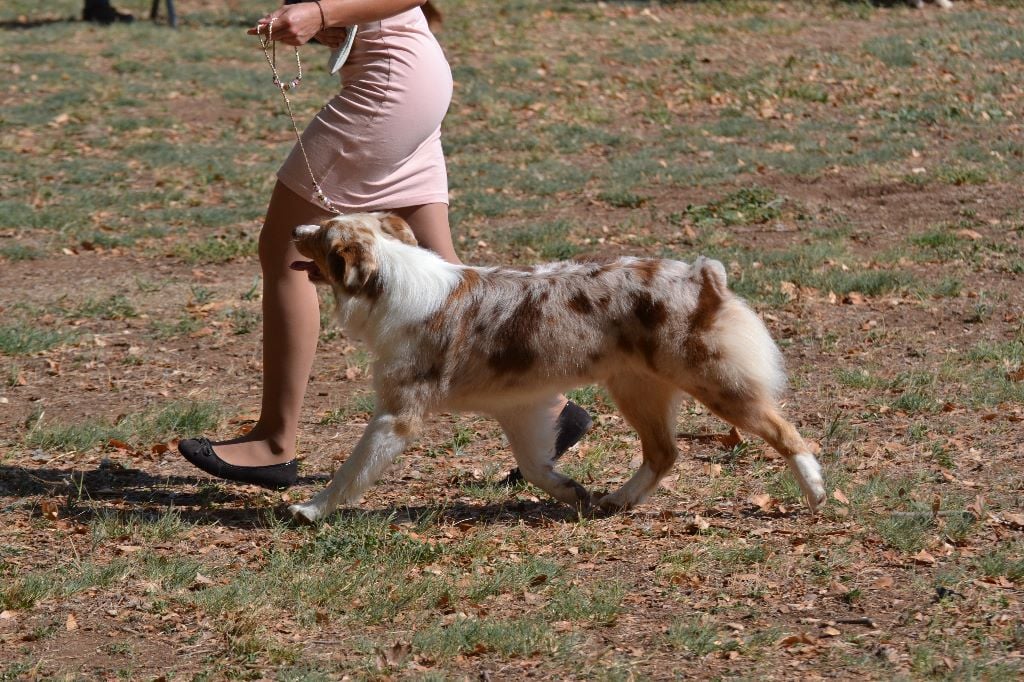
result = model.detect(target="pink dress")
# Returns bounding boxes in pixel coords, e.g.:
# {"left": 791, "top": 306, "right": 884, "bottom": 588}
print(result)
{"left": 276, "top": 8, "right": 452, "bottom": 211}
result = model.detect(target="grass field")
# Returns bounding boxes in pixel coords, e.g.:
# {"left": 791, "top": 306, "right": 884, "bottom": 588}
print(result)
{"left": 1, "top": 0, "right": 1023, "bottom": 679}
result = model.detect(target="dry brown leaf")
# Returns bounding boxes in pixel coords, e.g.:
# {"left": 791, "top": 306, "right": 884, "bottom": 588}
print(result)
{"left": 832, "top": 489, "right": 850, "bottom": 505}
{"left": 913, "top": 550, "right": 936, "bottom": 565}
{"left": 40, "top": 500, "right": 59, "bottom": 521}
{"left": 191, "top": 573, "right": 215, "bottom": 590}
{"left": 65, "top": 613, "right": 78, "bottom": 631}
{"left": 1002, "top": 512, "right": 1024, "bottom": 529}
{"left": 748, "top": 493, "right": 772, "bottom": 511}
{"left": 821, "top": 626, "right": 841, "bottom": 637}
{"left": 719, "top": 427, "right": 743, "bottom": 449}
{"left": 1006, "top": 367, "right": 1024, "bottom": 382}
{"left": 777, "top": 632, "right": 817, "bottom": 648}
{"left": 873, "top": 575, "right": 895, "bottom": 589}
{"left": 843, "top": 292, "right": 867, "bottom": 305}
{"left": 828, "top": 579, "right": 851, "bottom": 596}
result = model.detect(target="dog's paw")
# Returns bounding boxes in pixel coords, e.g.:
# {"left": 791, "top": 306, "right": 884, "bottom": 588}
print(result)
{"left": 288, "top": 502, "right": 322, "bottom": 524}
{"left": 593, "top": 492, "right": 632, "bottom": 515}
{"left": 805, "top": 488, "right": 827, "bottom": 514}
{"left": 790, "top": 452, "right": 826, "bottom": 514}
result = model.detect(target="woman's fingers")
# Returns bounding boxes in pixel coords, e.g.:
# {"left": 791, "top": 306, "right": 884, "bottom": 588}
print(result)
{"left": 246, "top": 4, "right": 320, "bottom": 45}
{"left": 247, "top": 10, "right": 282, "bottom": 36}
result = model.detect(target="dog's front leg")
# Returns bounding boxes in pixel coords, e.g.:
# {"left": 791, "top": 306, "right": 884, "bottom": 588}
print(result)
{"left": 288, "top": 411, "right": 420, "bottom": 523}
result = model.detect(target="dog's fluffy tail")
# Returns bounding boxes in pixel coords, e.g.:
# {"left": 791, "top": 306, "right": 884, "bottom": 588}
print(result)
{"left": 692, "top": 257, "right": 786, "bottom": 401}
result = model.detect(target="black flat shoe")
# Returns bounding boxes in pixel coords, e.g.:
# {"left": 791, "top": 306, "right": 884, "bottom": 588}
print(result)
{"left": 178, "top": 437, "right": 298, "bottom": 490}
{"left": 500, "top": 400, "right": 594, "bottom": 488}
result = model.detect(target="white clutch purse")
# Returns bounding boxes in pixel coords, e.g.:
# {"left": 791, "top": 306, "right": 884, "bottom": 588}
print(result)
{"left": 327, "top": 26, "right": 357, "bottom": 75}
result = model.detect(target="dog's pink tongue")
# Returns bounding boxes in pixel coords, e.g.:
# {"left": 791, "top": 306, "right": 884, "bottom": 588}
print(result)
{"left": 290, "top": 261, "right": 322, "bottom": 280}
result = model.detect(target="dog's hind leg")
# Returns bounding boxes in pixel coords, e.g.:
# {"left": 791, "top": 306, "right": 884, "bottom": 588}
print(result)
{"left": 597, "top": 376, "right": 681, "bottom": 512}
{"left": 288, "top": 410, "right": 421, "bottom": 523}
{"left": 688, "top": 389, "right": 825, "bottom": 512}
{"left": 494, "top": 398, "right": 592, "bottom": 510}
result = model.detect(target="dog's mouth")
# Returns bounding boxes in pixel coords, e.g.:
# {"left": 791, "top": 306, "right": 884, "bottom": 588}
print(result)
{"left": 290, "top": 260, "right": 325, "bottom": 282}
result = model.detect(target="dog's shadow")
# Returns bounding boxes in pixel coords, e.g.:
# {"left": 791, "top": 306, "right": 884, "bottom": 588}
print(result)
{"left": 0, "top": 463, "right": 587, "bottom": 530}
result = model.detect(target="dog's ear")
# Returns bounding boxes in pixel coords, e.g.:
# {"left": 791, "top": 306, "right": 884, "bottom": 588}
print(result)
{"left": 379, "top": 214, "right": 418, "bottom": 246}
{"left": 327, "top": 240, "right": 378, "bottom": 294}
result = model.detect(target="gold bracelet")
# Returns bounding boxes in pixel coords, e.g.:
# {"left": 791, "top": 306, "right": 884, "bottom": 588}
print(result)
{"left": 312, "top": 0, "right": 326, "bottom": 31}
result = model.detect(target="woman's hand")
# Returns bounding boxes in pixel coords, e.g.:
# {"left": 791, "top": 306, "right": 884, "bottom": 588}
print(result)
{"left": 247, "top": 2, "right": 324, "bottom": 46}
{"left": 314, "top": 26, "right": 350, "bottom": 49}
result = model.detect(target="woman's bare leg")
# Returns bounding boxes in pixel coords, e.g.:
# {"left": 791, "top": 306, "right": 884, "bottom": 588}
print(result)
{"left": 392, "top": 203, "right": 461, "bottom": 264}
{"left": 212, "top": 182, "right": 330, "bottom": 466}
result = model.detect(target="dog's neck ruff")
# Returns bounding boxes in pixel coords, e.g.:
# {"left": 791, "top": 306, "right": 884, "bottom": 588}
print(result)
{"left": 337, "top": 236, "right": 462, "bottom": 345}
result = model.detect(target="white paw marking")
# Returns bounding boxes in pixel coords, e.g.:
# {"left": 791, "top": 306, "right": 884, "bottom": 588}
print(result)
{"left": 288, "top": 503, "right": 320, "bottom": 524}
{"left": 792, "top": 452, "right": 826, "bottom": 513}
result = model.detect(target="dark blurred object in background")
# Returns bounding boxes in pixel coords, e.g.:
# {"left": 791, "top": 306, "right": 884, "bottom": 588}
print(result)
{"left": 83, "top": 0, "right": 134, "bottom": 24}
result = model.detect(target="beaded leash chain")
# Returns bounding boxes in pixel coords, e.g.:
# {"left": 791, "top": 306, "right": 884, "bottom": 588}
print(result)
{"left": 257, "top": 19, "right": 342, "bottom": 215}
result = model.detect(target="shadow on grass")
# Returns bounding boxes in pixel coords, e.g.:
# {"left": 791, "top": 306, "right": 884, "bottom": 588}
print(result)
{"left": 0, "top": 463, "right": 326, "bottom": 528}
{"left": 0, "top": 17, "right": 73, "bottom": 30}
{"left": 0, "top": 463, "right": 589, "bottom": 528}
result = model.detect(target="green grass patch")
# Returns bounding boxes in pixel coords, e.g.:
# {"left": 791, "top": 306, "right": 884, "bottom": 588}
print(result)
{"left": 412, "top": 616, "right": 560, "bottom": 659}
{"left": 0, "top": 324, "right": 72, "bottom": 355}
{"left": 26, "top": 400, "right": 221, "bottom": 452}
{"left": 667, "top": 618, "right": 728, "bottom": 657}
{"left": 685, "top": 187, "right": 786, "bottom": 228}
{"left": 0, "top": 244, "right": 43, "bottom": 261}
{"left": 173, "top": 233, "right": 258, "bottom": 265}
{"left": 500, "top": 218, "right": 580, "bottom": 261}
{"left": 974, "top": 542, "right": 1024, "bottom": 583}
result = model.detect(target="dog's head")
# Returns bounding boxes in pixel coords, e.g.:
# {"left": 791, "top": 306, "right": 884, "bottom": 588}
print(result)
{"left": 291, "top": 213, "right": 417, "bottom": 297}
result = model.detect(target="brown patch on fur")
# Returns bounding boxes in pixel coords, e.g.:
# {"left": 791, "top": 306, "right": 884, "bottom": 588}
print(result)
{"left": 633, "top": 260, "right": 662, "bottom": 285}
{"left": 632, "top": 291, "right": 668, "bottom": 329}
{"left": 380, "top": 214, "right": 418, "bottom": 246}
{"left": 451, "top": 269, "right": 481, "bottom": 300}
{"left": 427, "top": 270, "right": 482, "bottom": 334}
{"left": 684, "top": 262, "right": 728, "bottom": 363}
{"left": 568, "top": 291, "right": 594, "bottom": 315}
{"left": 488, "top": 294, "right": 544, "bottom": 373}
